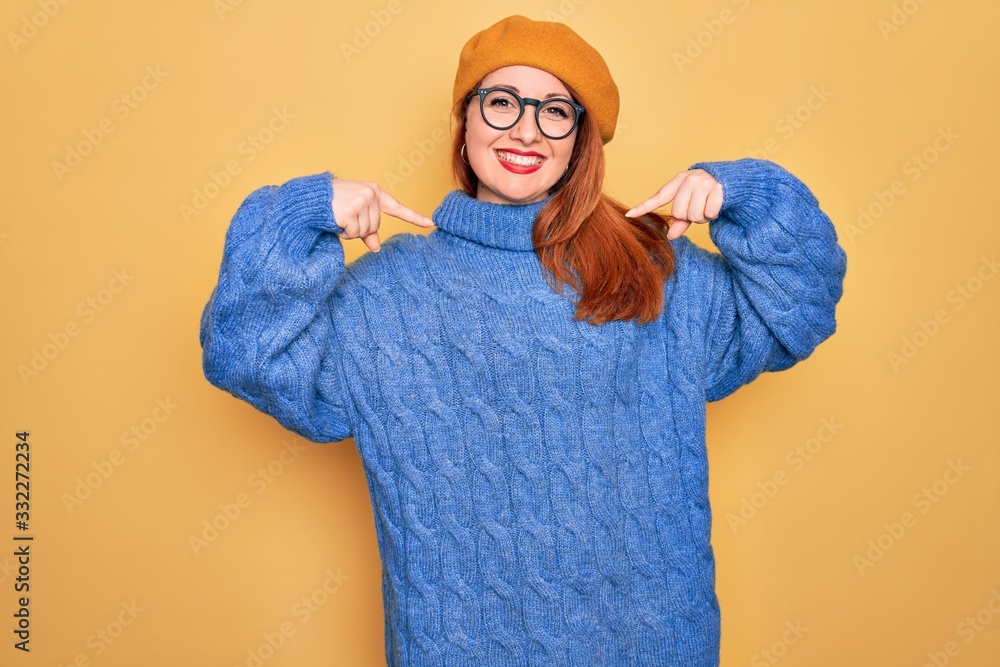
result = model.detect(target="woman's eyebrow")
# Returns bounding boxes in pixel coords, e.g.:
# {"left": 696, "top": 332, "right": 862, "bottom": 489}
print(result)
{"left": 490, "top": 83, "right": 568, "bottom": 100}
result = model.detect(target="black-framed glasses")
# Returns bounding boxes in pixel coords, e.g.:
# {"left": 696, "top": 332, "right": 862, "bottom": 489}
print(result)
{"left": 468, "top": 87, "right": 585, "bottom": 140}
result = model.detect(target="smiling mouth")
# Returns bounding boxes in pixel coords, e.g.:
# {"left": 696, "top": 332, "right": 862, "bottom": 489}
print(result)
{"left": 495, "top": 149, "right": 545, "bottom": 167}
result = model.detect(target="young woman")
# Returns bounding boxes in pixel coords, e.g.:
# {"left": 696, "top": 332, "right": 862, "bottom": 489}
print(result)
{"left": 200, "top": 14, "right": 846, "bottom": 667}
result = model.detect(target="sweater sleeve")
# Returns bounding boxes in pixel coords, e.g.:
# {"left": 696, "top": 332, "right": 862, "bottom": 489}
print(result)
{"left": 199, "top": 171, "right": 354, "bottom": 442}
{"left": 685, "top": 158, "right": 847, "bottom": 402}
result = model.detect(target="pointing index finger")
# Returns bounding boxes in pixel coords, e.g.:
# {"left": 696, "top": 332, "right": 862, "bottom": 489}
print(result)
{"left": 625, "top": 174, "right": 683, "bottom": 218}
{"left": 378, "top": 190, "right": 435, "bottom": 228}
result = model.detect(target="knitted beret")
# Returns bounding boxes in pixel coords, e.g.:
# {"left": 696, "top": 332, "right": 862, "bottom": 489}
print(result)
{"left": 452, "top": 15, "right": 620, "bottom": 144}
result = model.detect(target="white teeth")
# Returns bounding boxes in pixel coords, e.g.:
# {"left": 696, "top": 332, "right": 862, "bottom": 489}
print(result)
{"left": 496, "top": 150, "right": 544, "bottom": 166}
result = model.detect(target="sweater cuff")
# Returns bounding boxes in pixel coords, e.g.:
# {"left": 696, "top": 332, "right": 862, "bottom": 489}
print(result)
{"left": 278, "top": 171, "right": 344, "bottom": 258}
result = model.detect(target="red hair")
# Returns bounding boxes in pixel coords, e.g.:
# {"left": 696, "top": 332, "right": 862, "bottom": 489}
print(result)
{"left": 450, "top": 84, "right": 676, "bottom": 325}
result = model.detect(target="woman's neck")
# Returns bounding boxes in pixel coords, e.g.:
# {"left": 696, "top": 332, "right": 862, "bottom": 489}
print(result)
{"left": 431, "top": 189, "right": 552, "bottom": 251}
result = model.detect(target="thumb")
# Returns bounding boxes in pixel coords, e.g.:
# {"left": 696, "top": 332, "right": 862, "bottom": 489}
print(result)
{"left": 361, "top": 231, "right": 381, "bottom": 253}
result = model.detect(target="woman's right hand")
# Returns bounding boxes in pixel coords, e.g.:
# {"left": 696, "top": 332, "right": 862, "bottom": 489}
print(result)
{"left": 331, "top": 179, "right": 435, "bottom": 252}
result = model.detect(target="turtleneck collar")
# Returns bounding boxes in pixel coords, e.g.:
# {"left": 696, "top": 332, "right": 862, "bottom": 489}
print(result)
{"left": 431, "top": 189, "right": 552, "bottom": 252}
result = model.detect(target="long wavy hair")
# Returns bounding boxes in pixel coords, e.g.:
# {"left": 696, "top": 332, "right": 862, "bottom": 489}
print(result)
{"left": 450, "top": 81, "right": 677, "bottom": 326}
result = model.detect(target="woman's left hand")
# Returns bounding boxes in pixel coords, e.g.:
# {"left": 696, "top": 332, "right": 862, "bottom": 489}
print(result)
{"left": 625, "top": 168, "right": 724, "bottom": 240}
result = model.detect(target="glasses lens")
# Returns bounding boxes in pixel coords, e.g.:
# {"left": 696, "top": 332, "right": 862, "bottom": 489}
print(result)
{"left": 482, "top": 89, "right": 522, "bottom": 129}
{"left": 479, "top": 90, "right": 579, "bottom": 139}
{"left": 538, "top": 99, "right": 577, "bottom": 139}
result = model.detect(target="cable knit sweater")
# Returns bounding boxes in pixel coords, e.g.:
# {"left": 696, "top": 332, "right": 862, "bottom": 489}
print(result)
{"left": 199, "top": 158, "right": 847, "bottom": 667}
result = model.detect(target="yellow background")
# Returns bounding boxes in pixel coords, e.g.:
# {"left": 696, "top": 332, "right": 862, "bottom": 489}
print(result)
{"left": 2, "top": 0, "right": 998, "bottom": 665}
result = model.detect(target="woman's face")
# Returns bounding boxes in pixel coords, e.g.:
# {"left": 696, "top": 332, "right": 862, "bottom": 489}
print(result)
{"left": 464, "top": 65, "right": 577, "bottom": 205}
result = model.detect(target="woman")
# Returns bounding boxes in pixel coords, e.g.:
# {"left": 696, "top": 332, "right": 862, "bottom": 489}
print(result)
{"left": 200, "top": 14, "right": 846, "bottom": 667}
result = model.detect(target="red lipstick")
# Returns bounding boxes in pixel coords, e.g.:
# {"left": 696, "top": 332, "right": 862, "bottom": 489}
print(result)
{"left": 495, "top": 148, "right": 545, "bottom": 174}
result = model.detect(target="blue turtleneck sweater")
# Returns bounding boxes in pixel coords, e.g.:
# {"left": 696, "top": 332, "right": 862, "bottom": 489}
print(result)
{"left": 199, "top": 158, "right": 846, "bottom": 667}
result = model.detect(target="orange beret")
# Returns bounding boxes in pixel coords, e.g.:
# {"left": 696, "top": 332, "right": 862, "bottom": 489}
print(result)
{"left": 452, "top": 15, "right": 620, "bottom": 144}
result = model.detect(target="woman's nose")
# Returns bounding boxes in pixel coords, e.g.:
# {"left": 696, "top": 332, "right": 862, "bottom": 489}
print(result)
{"left": 509, "top": 105, "right": 542, "bottom": 142}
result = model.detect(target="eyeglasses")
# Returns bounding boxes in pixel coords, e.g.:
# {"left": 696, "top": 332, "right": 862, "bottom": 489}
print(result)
{"left": 468, "top": 87, "right": 585, "bottom": 140}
